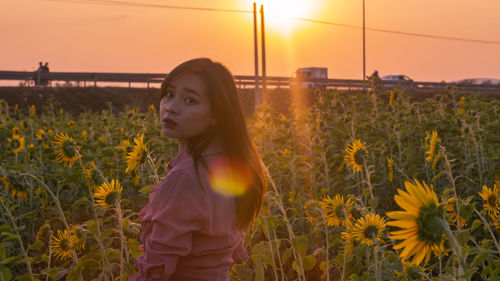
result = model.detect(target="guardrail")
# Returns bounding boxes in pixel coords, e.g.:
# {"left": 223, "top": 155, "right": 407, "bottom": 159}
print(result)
{"left": 1, "top": 70, "right": 500, "bottom": 92}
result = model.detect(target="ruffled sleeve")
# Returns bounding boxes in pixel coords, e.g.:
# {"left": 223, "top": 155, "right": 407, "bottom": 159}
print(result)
{"left": 134, "top": 169, "right": 209, "bottom": 280}
{"left": 232, "top": 235, "right": 249, "bottom": 263}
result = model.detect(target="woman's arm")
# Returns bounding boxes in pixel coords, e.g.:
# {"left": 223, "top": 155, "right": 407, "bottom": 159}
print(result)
{"left": 135, "top": 169, "right": 208, "bottom": 280}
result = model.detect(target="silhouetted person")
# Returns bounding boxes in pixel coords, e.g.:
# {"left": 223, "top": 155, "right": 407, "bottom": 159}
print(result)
{"left": 35, "top": 62, "right": 50, "bottom": 86}
{"left": 369, "top": 70, "right": 381, "bottom": 92}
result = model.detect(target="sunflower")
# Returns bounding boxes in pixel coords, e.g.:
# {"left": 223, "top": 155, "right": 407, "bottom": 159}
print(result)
{"left": 68, "top": 225, "right": 86, "bottom": 251}
{"left": 344, "top": 139, "right": 367, "bottom": 173}
{"left": 12, "top": 126, "right": 21, "bottom": 136}
{"left": 51, "top": 229, "right": 75, "bottom": 262}
{"left": 394, "top": 261, "right": 426, "bottom": 281}
{"left": 341, "top": 219, "right": 356, "bottom": 256}
{"left": 8, "top": 134, "right": 25, "bottom": 154}
{"left": 53, "top": 133, "right": 80, "bottom": 168}
{"left": 36, "top": 224, "right": 50, "bottom": 242}
{"left": 458, "top": 96, "right": 466, "bottom": 115}
{"left": 387, "top": 179, "right": 446, "bottom": 265}
{"left": 446, "top": 197, "right": 467, "bottom": 228}
{"left": 84, "top": 161, "right": 102, "bottom": 190}
{"left": 81, "top": 129, "right": 88, "bottom": 141}
{"left": 2, "top": 174, "right": 28, "bottom": 201}
{"left": 67, "top": 120, "right": 75, "bottom": 127}
{"left": 387, "top": 156, "right": 394, "bottom": 183}
{"left": 94, "top": 179, "right": 123, "bottom": 209}
{"left": 131, "top": 170, "right": 140, "bottom": 186}
{"left": 116, "top": 139, "right": 132, "bottom": 158}
{"left": 479, "top": 184, "right": 499, "bottom": 217}
{"left": 389, "top": 90, "right": 395, "bottom": 106}
{"left": 29, "top": 105, "right": 36, "bottom": 117}
{"left": 0, "top": 176, "right": 11, "bottom": 196}
{"left": 431, "top": 152, "right": 441, "bottom": 170}
{"left": 304, "top": 200, "right": 321, "bottom": 223}
{"left": 35, "top": 129, "right": 45, "bottom": 140}
{"left": 352, "top": 213, "right": 387, "bottom": 246}
{"left": 319, "top": 194, "right": 353, "bottom": 227}
{"left": 148, "top": 104, "right": 156, "bottom": 112}
{"left": 125, "top": 134, "right": 148, "bottom": 174}
{"left": 425, "top": 131, "right": 440, "bottom": 164}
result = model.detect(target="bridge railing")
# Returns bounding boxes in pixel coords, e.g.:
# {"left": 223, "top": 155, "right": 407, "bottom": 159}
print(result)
{"left": 1, "top": 70, "right": 500, "bottom": 92}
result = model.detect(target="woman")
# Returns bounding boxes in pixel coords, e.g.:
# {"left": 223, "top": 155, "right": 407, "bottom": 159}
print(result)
{"left": 129, "top": 58, "right": 266, "bottom": 281}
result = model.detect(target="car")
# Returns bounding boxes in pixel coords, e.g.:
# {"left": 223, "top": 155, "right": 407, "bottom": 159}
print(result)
{"left": 381, "top": 74, "right": 414, "bottom": 89}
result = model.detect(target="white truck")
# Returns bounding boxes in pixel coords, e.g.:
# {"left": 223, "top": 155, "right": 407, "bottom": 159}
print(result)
{"left": 292, "top": 67, "right": 328, "bottom": 89}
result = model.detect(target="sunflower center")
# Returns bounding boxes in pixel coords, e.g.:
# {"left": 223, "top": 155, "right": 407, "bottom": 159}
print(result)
{"left": 91, "top": 170, "right": 101, "bottom": 185}
{"left": 60, "top": 238, "right": 71, "bottom": 251}
{"left": 487, "top": 194, "right": 497, "bottom": 208}
{"left": 62, "top": 140, "right": 76, "bottom": 157}
{"left": 335, "top": 205, "right": 347, "bottom": 220}
{"left": 416, "top": 201, "right": 445, "bottom": 245}
{"left": 105, "top": 191, "right": 120, "bottom": 206}
{"left": 11, "top": 139, "right": 20, "bottom": 149}
{"left": 363, "top": 225, "right": 379, "bottom": 240}
{"left": 353, "top": 149, "right": 365, "bottom": 165}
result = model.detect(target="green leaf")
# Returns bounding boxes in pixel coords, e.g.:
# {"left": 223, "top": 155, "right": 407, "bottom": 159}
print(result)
{"left": 0, "top": 264, "right": 12, "bottom": 281}
{"left": 0, "top": 244, "right": 5, "bottom": 260}
{"left": 251, "top": 241, "right": 275, "bottom": 267}
{"left": 368, "top": 198, "right": 378, "bottom": 209}
{"left": 1, "top": 256, "right": 20, "bottom": 265}
{"left": 0, "top": 226, "right": 12, "bottom": 234}
{"left": 254, "top": 263, "right": 264, "bottom": 281}
{"left": 292, "top": 235, "right": 308, "bottom": 257}
{"left": 303, "top": 254, "right": 317, "bottom": 271}
{"left": 139, "top": 185, "right": 153, "bottom": 194}
{"left": 28, "top": 240, "right": 44, "bottom": 251}
{"left": 86, "top": 219, "right": 97, "bottom": 234}
{"left": 471, "top": 219, "right": 482, "bottom": 231}
{"left": 282, "top": 247, "right": 292, "bottom": 264}
{"left": 126, "top": 238, "right": 141, "bottom": 259}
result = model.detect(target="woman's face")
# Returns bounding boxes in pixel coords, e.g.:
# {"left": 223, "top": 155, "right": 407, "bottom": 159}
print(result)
{"left": 160, "top": 72, "right": 213, "bottom": 146}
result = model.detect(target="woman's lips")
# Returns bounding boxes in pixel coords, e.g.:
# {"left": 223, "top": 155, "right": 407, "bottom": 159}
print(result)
{"left": 163, "top": 118, "right": 178, "bottom": 129}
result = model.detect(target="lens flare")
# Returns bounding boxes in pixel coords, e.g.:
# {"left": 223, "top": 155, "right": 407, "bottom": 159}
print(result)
{"left": 208, "top": 156, "right": 253, "bottom": 197}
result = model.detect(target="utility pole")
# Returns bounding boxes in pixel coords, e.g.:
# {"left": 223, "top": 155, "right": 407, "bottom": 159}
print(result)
{"left": 260, "top": 4, "right": 267, "bottom": 104}
{"left": 362, "top": 0, "right": 366, "bottom": 90}
{"left": 253, "top": 2, "right": 260, "bottom": 108}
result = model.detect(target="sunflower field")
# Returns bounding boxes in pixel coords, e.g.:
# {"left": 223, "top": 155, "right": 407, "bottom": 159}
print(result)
{"left": 0, "top": 84, "right": 499, "bottom": 281}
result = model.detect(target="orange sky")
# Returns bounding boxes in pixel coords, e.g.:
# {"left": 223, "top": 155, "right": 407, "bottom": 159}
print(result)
{"left": 1, "top": 0, "right": 500, "bottom": 82}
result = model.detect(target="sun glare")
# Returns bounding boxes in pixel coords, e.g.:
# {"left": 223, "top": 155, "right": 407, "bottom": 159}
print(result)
{"left": 247, "top": 0, "right": 315, "bottom": 34}
{"left": 208, "top": 156, "right": 253, "bottom": 197}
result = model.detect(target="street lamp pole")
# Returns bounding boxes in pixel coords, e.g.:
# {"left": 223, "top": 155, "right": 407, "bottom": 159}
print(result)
{"left": 253, "top": 2, "right": 260, "bottom": 107}
{"left": 260, "top": 4, "right": 267, "bottom": 104}
{"left": 362, "top": 0, "right": 366, "bottom": 88}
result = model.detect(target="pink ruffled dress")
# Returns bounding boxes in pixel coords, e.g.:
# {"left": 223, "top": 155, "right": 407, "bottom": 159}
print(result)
{"left": 129, "top": 141, "right": 249, "bottom": 281}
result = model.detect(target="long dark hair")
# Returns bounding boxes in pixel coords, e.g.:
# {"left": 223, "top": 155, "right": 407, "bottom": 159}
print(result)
{"left": 160, "top": 58, "right": 266, "bottom": 229}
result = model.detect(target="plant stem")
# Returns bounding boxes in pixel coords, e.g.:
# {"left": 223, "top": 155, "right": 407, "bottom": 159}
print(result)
{"left": 473, "top": 208, "right": 500, "bottom": 254}
{"left": 321, "top": 212, "right": 330, "bottom": 281}
{"left": 0, "top": 199, "right": 35, "bottom": 281}
{"left": 116, "top": 202, "right": 125, "bottom": 281}
{"left": 21, "top": 173, "right": 69, "bottom": 229}
{"left": 441, "top": 218, "right": 466, "bottom": 280}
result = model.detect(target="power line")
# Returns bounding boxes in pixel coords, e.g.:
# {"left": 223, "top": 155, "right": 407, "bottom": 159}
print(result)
{"left": 296, "top": 17, "right": 500, "bottom": 45}
{"left": 45, "top": 0, "right": 252, "bottom": 14}
{"left": 45, "top": 0, "right": 500, "bottom": 45}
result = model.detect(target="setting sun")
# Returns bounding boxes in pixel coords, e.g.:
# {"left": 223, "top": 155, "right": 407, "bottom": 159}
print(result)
{"left": 245, "top": 0, "right": 317, "bottom": 34}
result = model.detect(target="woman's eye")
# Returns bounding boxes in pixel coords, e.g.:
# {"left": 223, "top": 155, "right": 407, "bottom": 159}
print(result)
{"left": 185, "top": 97, "right": 196, "bottom": 104}
{"left": 166, "top": 91, "right": 174, "bottom": 98}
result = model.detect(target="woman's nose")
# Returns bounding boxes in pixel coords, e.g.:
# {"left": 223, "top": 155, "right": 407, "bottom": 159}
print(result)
{"left": 163, "top": 100, "right": 179, "bottom": 115}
